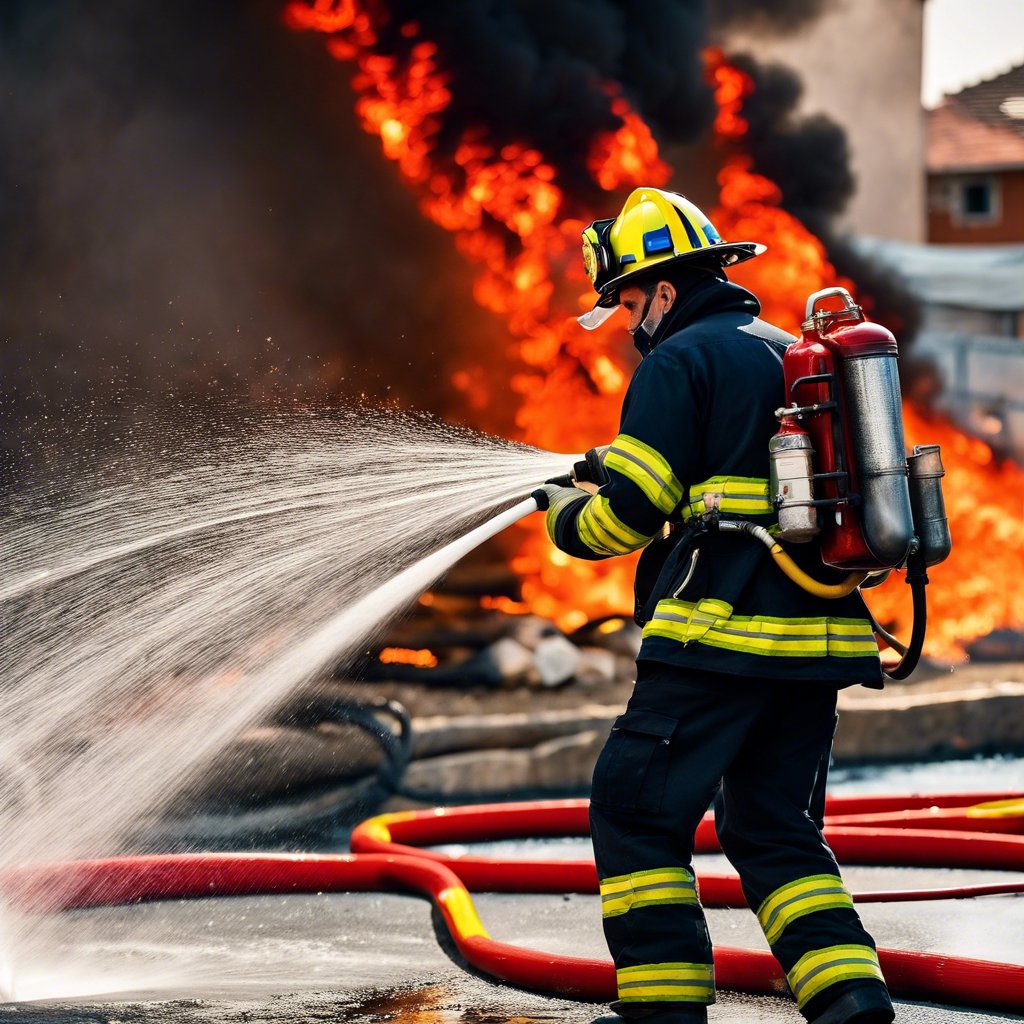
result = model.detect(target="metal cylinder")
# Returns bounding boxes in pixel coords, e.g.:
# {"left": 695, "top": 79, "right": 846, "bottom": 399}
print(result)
{"left": 769, "top": 425, "right": 819, "bottom": 543}
{"left": 907, "top": 444, "right": 952, "bottom": 566}
{"left": 843, "top": 353, "right": 915, "bottom": 566}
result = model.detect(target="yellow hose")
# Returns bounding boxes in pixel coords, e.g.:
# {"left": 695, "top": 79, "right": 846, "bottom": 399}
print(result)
{"left": 769, "top": 543, "right": 867, "bottom": 598}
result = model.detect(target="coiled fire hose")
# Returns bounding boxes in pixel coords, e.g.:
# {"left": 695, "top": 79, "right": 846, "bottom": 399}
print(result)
{"left": 5, "top": 794, "right": 1023, "bottom": 1013}
{"left": 149, "top": 697, "right": 414, "bottom": 846}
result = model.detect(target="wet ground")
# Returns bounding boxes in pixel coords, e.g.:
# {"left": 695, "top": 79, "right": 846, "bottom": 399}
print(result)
{"left": 1, "top": 757, "right": 1022, "bottom": 1023}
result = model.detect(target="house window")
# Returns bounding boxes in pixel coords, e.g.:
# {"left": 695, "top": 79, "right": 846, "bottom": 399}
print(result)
{"left": 954, "top": 176, "right": 1000, "bottom": 225}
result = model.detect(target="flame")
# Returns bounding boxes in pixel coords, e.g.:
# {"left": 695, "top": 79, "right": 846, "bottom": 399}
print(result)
{"left": 479, "top": 595, "right": 529, "bottom": 615}
{"left": 869, "top": 407, "right": 1024, "bottom": 658}
{"left": 379, "top": 646, "right": 438, "bottom": 668}
{"left": 287, "top": 10, "right": 1024, "bottom": 658}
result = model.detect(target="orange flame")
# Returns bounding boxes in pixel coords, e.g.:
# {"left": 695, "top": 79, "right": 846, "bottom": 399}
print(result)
{"left": 379, "top": 646, "right": 438, "bottom": 668}
{"left": 288, "top": 9, "right": 1024, "bottom": 657}
{"left": 870, "top": 407, "right": 1024, "bottom": 658}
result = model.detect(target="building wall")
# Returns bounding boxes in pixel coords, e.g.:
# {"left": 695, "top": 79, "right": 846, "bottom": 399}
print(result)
{"left": 928, "top": 169, "right": 1024, "bottom": 244}
{"left": 726, "top": 0, "right": 926, "bottom": 242}
{"left": 916, "top": 330, "right": 1024, "bottom": 460}
{"left": 922, "top": 302, "right": 1024, "bottom": 338}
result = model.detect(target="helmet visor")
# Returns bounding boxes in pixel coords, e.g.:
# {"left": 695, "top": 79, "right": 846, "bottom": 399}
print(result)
{"left": 576, "top": 303, "right": 619, "bottom": 332}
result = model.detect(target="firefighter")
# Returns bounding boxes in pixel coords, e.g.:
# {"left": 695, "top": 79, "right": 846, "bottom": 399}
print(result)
{"left": 533, "top": 188, "right": 895, "bottom": 1024}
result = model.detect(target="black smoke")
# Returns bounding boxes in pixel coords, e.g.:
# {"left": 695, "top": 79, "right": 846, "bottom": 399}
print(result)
{"left": 727, "top": 53, "right": 922, "bottom": 346}
{"left": 350, "top": 0, "right": 715, "bottom": 207}
{"left": 0, "top": 0, "right": 512, "bottom": 484}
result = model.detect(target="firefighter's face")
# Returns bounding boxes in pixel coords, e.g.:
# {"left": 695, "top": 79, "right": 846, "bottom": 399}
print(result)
{"left": 620, "top": 281, "right": 676, "bottom": 335}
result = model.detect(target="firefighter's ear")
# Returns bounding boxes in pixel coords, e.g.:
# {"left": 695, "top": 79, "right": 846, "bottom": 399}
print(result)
{"left": 656, "top": 280, "right": 677, "bottom": 312}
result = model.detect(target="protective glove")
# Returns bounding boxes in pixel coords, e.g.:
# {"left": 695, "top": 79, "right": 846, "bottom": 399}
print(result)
{"left": 531, "top": 482, "right": 587, "bottom": 513}
{"left": 581, "top": 444, "right": 611, "bottom": 487}
{"left": 545, "top": 444, "right": 612, "bottom": 489}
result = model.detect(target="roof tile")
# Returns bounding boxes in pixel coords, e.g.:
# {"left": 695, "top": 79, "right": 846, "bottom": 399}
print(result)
{"left": 947, "top": 62, "right": 1024, "bottom": 138}
{"left": 928, "top": 100, "right": 1024, "bottom": 172}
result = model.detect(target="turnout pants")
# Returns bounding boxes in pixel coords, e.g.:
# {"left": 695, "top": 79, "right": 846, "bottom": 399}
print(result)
{"left": 589, "top": 662, "right": 890, "bottom": 1022}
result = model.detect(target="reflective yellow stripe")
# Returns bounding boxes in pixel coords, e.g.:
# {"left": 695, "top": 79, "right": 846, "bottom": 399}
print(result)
{"left": 681, "top": 475, "right": 774, "bottom": 521}
{"left": 616, "top": 961, "right": 715, "bottom": 1004}
{"left": 577, "top": 495, "right": 652, "bottom": 556}
{"left": 600, "top": 867, "right": 698, "bottom": 918}
{"left": 643, "top": 599, "right": 878, "bottom": 659}
{"left": 787, "top": 944, "right": 884, "bottom": 1009}
{"left": 757, "top": 875, "right": 854, "bottom": 945}
{"left": 639, "top": 597, "right": 734, "bottom": 644}
{"left": 605, "top": 434, "right": 683, "bottom": 515}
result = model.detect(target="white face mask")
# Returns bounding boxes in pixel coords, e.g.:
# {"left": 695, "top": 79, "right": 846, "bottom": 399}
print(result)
{"left": 630, "top": 288, "right": 666, "bottom": 356}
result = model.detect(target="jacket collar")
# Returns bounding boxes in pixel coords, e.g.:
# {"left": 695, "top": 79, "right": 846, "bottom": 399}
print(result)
{"left": 635, "top": 273, "right": 762, "bottom": 357}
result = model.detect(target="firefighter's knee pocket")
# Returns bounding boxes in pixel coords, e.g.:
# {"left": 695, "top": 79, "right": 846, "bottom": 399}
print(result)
{"left": 591, "top": 710, "right": 677, "bottom": 815}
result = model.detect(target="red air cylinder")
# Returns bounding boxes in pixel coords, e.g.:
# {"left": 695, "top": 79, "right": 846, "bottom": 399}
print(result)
{"left": 781, "top": 288, "right": 914, "bottom": 571}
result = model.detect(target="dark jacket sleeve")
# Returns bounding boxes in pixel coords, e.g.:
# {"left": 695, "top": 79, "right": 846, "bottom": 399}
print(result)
{"left": 547, "top": 347, "right": 706, "bottom": 559}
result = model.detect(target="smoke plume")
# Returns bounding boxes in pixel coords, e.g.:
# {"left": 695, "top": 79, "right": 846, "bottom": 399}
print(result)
{"left": 0, "top": 0, "right": 510, "bottom": 483}
{"left": 322, "top": 0, "right": 719, "bottom": 206}
{"left": 726, "top": 53, "right": 922, "bottom": 346}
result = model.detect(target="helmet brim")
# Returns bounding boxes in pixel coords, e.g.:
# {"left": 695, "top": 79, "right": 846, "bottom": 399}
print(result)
{"left": 577, "top": 304, "right": 620, "bottom": 331}
{"left": 577, "top": 241, "right": 766, "bottom": 331}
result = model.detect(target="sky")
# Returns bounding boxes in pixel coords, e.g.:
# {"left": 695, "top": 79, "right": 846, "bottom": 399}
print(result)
{"left": 922, "top": 0, "right": 1024, "bottom": 107}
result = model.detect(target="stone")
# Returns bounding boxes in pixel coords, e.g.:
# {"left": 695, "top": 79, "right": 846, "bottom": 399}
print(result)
{"left": 533, "top": 633, "right": 582, "bottom": 687}
{"left": 401, "top": 746, "right": 534, "bottom": 797}
{"left": 508, "top": 615, "right": 562, "bottom": 651}
{"left": 531, "top": 729, "right": 605, "bottom": 790}
{"left": 574, "top": 646, "right": 618, "bottom": 687}
{"left": 486, "top": 636, "right": 537, "bottom": 686}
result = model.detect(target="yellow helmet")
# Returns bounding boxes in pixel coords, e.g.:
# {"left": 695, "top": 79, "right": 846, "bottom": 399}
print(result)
{"left": 578, "top": 187, "right": 765, "bottom": 330}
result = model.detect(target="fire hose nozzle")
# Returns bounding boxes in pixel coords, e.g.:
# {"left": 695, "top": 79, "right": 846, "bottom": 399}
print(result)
{"left": 542, "top": 474, "right": 575, "bottom": 490}
{"left": 544, "top": 446, "right": 611, "bottom": 490}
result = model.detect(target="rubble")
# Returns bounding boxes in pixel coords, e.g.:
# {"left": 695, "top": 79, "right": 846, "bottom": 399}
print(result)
{"left": 533, "top": 634, "right": 582, "bottom": 687}
{"left": 182, "top": 576, "right": 1024, "bottom": 813}
{"left": 966, "top": 628, "right": 1024, "bottom": 663}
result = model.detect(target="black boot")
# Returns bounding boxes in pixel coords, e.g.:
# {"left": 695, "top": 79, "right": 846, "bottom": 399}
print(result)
{"left": 591, "top": 1016, "right": 707, "bottom": 1024}
{"left": 597, "top": 1004, "right": 708, "bottom": 1024}
{"left": 810, "top": 984, "right": 895, "bottom": 1024}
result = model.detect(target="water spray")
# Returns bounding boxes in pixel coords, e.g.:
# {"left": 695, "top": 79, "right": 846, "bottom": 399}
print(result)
{"left": 0, "top": 411, "right": 576, "bottom": 993}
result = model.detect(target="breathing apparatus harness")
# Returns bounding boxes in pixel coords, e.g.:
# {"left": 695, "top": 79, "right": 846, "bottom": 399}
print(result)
{"left": 555, "top": 288, "right": 952, "bottom": 681}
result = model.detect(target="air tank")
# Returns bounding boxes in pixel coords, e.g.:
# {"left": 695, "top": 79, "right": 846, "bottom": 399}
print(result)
{"left": 794, "top": 288, "right": 915, "bottom": 570}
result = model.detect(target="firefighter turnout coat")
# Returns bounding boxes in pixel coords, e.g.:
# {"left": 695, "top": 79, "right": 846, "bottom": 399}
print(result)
{"left": 546, "top": 273, "right": 883, "bottom": 689}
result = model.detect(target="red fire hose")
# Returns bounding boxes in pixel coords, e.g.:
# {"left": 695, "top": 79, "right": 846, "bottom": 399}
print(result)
{"left": 5, "top": 792, "right": 1023, "bottom": 1013}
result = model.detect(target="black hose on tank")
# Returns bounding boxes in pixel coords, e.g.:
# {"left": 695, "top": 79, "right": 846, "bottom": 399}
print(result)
{"left": 882, "top": 551, "right": 929, "bottom": 681}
